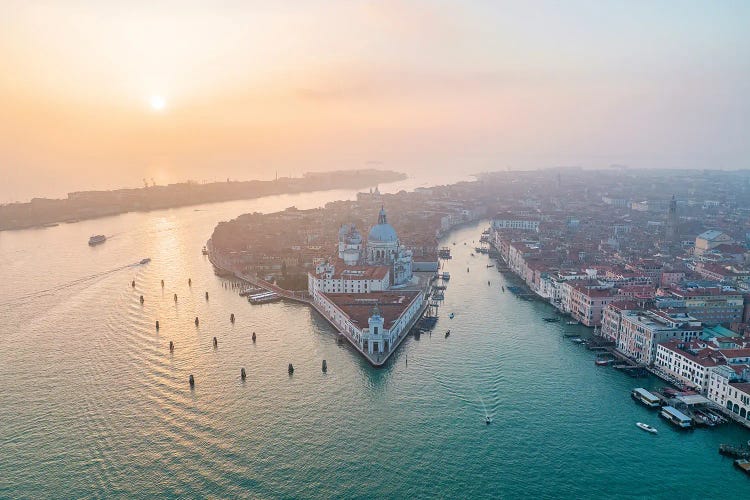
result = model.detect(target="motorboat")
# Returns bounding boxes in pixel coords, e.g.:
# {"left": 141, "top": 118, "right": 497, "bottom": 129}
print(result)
{"left": 88, "top": 234, "right": 106, "bottom": 246}
{"left": 445, "top": 330, "right": 451, "bottom": 338}
{"left": 485, "top": 416, "right": 492, "bottom": 425}
{"left": 202, "top": 246, "right": 209, "bottom": 255}
{"left": 566, "top": 321, "right": 579, "bottom": 325}
{"left": 449, "top": 313, "right": 455, "bottom": 319}
{"left": 543, "top": 317, "right": 560, "bottom": 323}
{"left": 486, "top": 264, "right": 494, "bottom": 268}
{"left": 140, "top": 258, "right": 151, "bottom": 265}
{"left": 636, "top": 422, "right": 658, "bottom": 434}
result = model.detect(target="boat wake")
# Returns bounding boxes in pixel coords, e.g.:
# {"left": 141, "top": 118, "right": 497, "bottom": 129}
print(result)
{"left": 0, "top": 262, "right": 141, "bottom": 306}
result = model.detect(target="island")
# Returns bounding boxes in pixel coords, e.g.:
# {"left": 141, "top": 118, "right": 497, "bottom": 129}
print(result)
{"left": 0, "top": 169, "right": 406, "bottom": 231}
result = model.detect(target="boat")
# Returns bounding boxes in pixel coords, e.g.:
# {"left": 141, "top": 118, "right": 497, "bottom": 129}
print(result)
{"left": 202, "top": 246, "right": 209, "bottom": 255}
{"left": 566, "top": 321, "right": 579, "bottom": 325}
{"left": 631, "top": 388, "right": 661, "bottom": 408}
{"left": 88, "top": 234, "right": 106, "bottom": 246}
{"left": 636, "top": 422, "right": 658, "bottom": 434}
{"left": 571, "top": 338, "right": 585, "bottom": 344}
{"left": 543, "top": 317, "right": 560, "bottom": 323}
{"left": 140, "top": 258, "right": 151, "bottom": 265}
{"left": 659, "top": 406, "right": 693, "bottom": 429}
{"left": 486, "top": 264, "right": 494, "bottom": 268}
{"left": 445, "top": 330, "right": 451, "bottom": 338}
{"left": 734, "top": 459, "right": 750, "bottom": 476}
{"left": 485, "top": 416, "right": 492, "bottom": 425}
{"left": 441, "top": 272, "right": 451, "bottom": 281}
{"left": 449, "top": 313, "right": 455, "bottom": 319}
{"left": 595, "top": 358, "right": 614, "bottom": 366}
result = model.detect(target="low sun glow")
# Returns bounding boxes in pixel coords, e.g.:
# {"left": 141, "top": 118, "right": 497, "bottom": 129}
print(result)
{"left": 149, "top": 95, "right": 166, "bottom": 111}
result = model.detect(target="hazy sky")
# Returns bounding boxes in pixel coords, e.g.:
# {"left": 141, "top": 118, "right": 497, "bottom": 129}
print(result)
{"left": 1, "top": 0, "right": 748, "bottom": 201}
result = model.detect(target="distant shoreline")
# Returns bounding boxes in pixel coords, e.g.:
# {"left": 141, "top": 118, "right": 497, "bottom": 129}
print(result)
{"left": 0, "top": 169, "right": 406, "bottom": 231}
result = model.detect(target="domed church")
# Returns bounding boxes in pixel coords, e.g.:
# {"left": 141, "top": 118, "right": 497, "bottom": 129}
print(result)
{"left": 366, "top": 207, "right": 413, "bottom": 286}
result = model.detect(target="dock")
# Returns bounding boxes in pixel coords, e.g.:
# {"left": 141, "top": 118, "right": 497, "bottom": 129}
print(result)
{"left": 720, "top": 443, "right": 750, "bottom": 459}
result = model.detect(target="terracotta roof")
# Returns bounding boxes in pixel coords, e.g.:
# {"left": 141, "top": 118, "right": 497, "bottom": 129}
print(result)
{"left": 323, "top": 291, "right": 421, "bottom": 330}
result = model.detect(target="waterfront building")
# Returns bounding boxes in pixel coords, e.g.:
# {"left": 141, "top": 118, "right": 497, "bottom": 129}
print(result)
{"left": 307, "top": 206, "right": 423, "bottom": 364}
{"left": 308, "top": 261, "right": 390, "bottom": 296}
{"left": 600, "top": 301, "right": 639, "bottom": 344}
{"left": 491, "top": 213, "right": 540, "bottom": 232}
{"left": 654, "top": 339, "right": 721, "bottom": 392}
{"left": 313, "top": 291, "right": 423, "bottom": 356}
{"left": 565, "top": 282, "right": 618, "bottom": 327}
{"left": 707, "top": 365, "right": 750, "bottom": 426}
{"left": 616, "top": 310, "right": 702, "bottom": 364}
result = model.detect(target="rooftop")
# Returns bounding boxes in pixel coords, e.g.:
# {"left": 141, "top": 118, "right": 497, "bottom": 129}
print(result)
{"left": 322, "top": 291, "right": 421, "bottom": 330}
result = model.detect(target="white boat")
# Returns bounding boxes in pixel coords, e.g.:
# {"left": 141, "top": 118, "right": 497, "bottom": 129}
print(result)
{"left": 485, "top": 416, "right": 492, "bottom": 425}
{"left": 636, "top": 422, "right": 658, "bottom": 434}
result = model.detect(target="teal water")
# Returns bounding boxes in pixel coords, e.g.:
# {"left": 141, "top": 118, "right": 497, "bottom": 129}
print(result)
{"left": 1, "top": 187, "right": 749, "bottom": 498}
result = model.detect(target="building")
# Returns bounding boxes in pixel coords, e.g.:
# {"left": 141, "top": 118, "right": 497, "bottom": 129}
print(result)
{"left": 616, "top": 310, "right": 702, "bottom": 364}
{"left": 707, "top": 365, "right": 750, "bottom": 426}
{"left": 654, "top": 339, "right": 721, "bottom": 392}
{"left": 695, "top": 230, "right": 733, "bottom": 256}
{"left": 314, "top": 291, "right": 424, "bottom": 356}
{"left": 365, "top": 207, "right": 413, "bottom": 286}
{"left": 307, "top": 206, "right": 424, "bottom": 365}
{"left": 565, "top": 282, "right": 618, "bottom": 327}
{"left": 491, "top": 213, "right": 540, "bottom": 232}
{"left": 308, "top": 261, "right": 390, "bottom": 296}
{"left": 655, "top": 286, "right": 744, "bottom": 325}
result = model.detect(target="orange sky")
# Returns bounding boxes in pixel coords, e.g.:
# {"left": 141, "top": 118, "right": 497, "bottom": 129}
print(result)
{"left": 1, "top": 1, "right": 748, "bottom": 201}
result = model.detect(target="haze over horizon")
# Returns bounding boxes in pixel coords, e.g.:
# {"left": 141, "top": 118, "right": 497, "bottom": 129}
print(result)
{"left": 1, "top": 0, "right": 748, "bottom": 202}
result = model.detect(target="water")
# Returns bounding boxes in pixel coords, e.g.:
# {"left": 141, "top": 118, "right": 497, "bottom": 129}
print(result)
{"left": 1, "top": 188, "right": 749, "bottom": 498}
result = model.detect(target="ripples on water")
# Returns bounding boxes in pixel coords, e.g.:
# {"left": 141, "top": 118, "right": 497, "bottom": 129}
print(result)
{"left": 1, "top": 186, "right": 750, "bottom": 498}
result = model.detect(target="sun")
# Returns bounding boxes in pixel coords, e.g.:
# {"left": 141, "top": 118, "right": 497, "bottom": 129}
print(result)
{"left": 149, "top": 95, "right": 166, "bottom": 111}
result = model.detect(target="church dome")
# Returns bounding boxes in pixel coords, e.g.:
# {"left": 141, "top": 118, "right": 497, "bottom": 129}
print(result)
{"left": 368, "top": 207, "right": 398, "bottom": 243}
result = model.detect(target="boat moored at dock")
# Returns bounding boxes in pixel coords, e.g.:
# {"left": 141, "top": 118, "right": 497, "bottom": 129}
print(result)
{"left": 248, "top": 291, "right": 281, "bottom": 304}
{"left": 631, "top": 388, "right": 661, "bottom": 408}
{"left": 660, "top": 406, "right": 693, "bottom": 429}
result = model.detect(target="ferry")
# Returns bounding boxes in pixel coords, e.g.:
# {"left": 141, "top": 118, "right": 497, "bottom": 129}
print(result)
{"left": 659, "top": 406, "right": 693, "bottom": 429}
{"left": 88, "top": 234, "right": 106, "bottom": 246}
{"left": 631, "top": 388, "right": 661, "bottom": 408}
